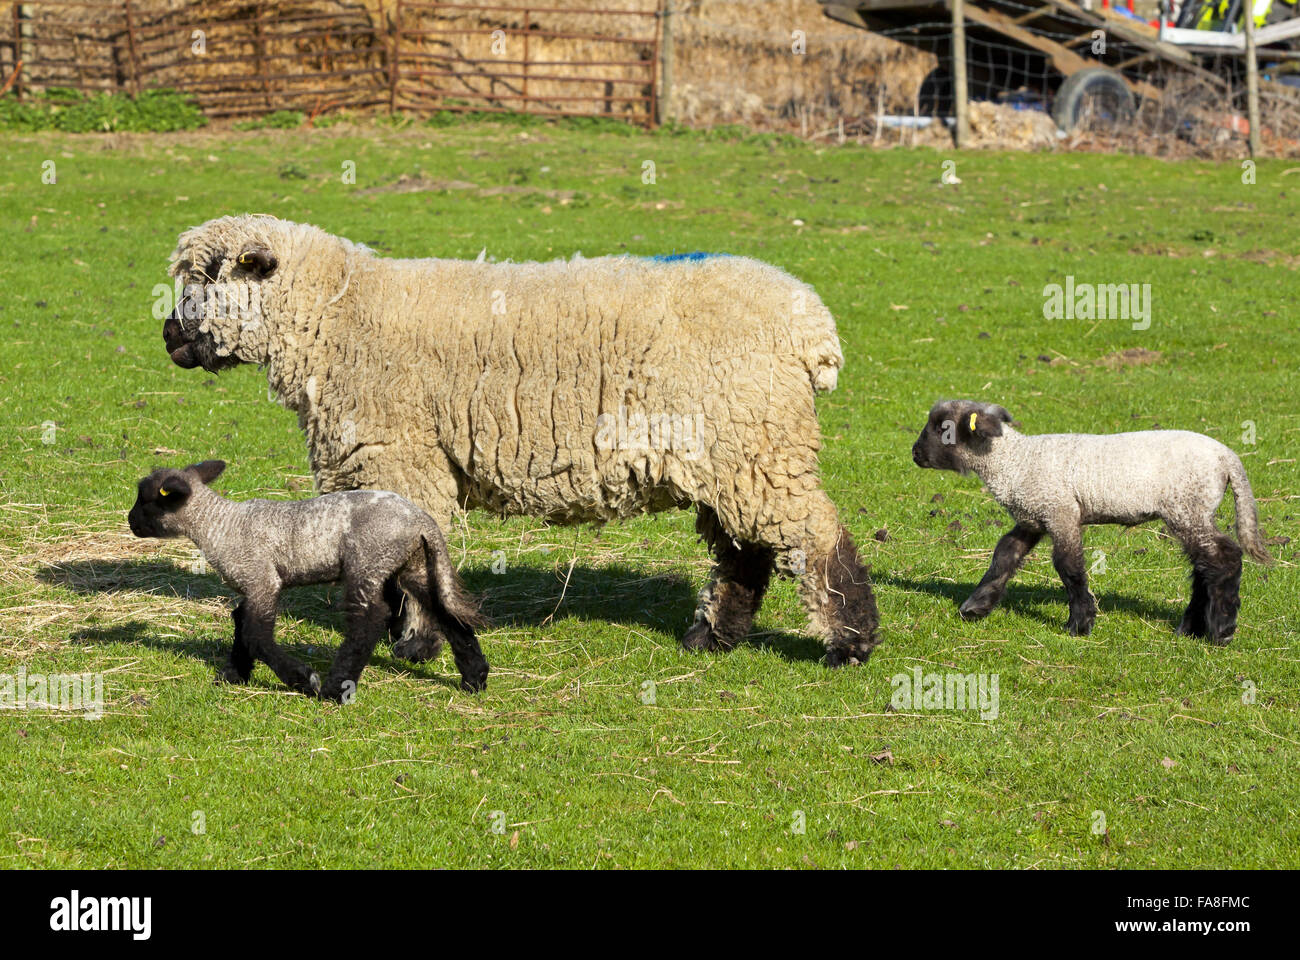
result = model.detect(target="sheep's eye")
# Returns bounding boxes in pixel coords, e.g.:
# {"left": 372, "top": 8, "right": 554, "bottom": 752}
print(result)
{"left": 203, "top": 256, "right": 224, "bottom": 282}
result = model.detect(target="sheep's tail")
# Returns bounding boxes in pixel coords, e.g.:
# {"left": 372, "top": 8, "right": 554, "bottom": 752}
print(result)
{"left": 802, "top": 303, "right": 844, "bottom": 394}
{"left": 1225, "top": 455, "right": 1271, "bottom": 564}
{"left": 420, "top": 532, "right": 490, "bottom": 629}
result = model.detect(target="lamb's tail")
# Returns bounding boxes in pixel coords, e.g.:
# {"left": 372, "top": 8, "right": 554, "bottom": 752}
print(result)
{"left": 420, "top": 532, "right": 490, "bottom": 629}
{"left": 1226, "top": 455, "right": 1271, "bottom": 563}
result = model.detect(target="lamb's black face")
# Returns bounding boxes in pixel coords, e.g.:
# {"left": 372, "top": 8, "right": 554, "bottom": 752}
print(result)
{"left": 912, "top": 400, "right": 1013, "bottom": 472}
{"left": 128, "top": 471, "right": 192, "bottom": 539}
{"left": 163, "top": 246, "right": 278, "bottom": 373}
{"left": 912, "top": 403, "right": 968, "bottom": 471}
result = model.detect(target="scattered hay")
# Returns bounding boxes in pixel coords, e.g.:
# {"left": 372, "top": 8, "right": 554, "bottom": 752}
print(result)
{"left": 1095, "top": 348, "right": 1163, "bottom": 369}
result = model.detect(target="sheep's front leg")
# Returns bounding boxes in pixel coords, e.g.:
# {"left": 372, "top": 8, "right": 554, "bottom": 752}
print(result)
{"left": 960, "top": 523, "right": 1042, "bottom": 621}
{"left": 236, "top": 594, "right": 322, "bottom": 696}
{"left": 1050, "top": 529, "right": 1096, "bottom": 636}
{"left": 320, "top": 586, "right": 390, "bottom": 703}
{"left": 217, "top": 601, "right": 256, "bottom": 684}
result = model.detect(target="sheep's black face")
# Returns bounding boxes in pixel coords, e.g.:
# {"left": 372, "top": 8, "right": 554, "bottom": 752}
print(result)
{"left": 128, "top": 471, "right": 192, "bottom": 539}
{"left": 913, "top": 400, "right": 1013, "bottom": 472}
{"left": 164, "top": 246, "right": 278, "bottom": 373}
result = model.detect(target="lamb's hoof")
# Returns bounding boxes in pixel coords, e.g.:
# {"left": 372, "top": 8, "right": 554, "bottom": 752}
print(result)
{"left": 681, "top": 620, "right": 721, "bottom": 652}
{"left": 1175, "top": 618, "right": 1207, "bottom": 639}
{"left": 216, "top": 664, "right": 249, "bottom": 685}
{"left": 958, "top": 599, "right": 992, "bottom": 621}
{"left": 393, "top": 633, "right": 444, "bottom": 663}
{"left": 1064, "top": 616, "right": 1095, "bottom": 637}
{"left": 294, "top": 671, "right": 322, "bottom": 697}
{"left": 319, "top": 679, "right": 352, "bottom": 703}
{"left": 459, "top": 673, "right": 488, "bottom": 694}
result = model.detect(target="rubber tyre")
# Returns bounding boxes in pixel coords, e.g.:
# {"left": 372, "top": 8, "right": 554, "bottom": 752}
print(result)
{"left": 1052, "top": 67, "right": 1135, "bottom": 132}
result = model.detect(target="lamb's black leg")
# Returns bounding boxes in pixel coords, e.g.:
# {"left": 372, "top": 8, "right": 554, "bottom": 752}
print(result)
{"left": 1203, "top": 535, "right": 1243, "bottom": 645}
{"left": 1051, "top": 531, "right": 1096, "bottom": 636}
{"left": 320, "top": 589, "right": 390, "bottom": 703}
{"left": 217, "top": 600, "right": 256, "bottom": 684}
{"left": 236, "top": 593, "right": 321, "bottom": 696}
{"left": 683, "top": 506, "right": 775, "bottom": 652}
{"left": 437, "top": 608, "right": 489, "bottom": 693}
{"left": 1176, "top": 568, "right": 1210, "bottom": 639}
{"left": 960, "top": 523, "right": 1042, "bottom": 620}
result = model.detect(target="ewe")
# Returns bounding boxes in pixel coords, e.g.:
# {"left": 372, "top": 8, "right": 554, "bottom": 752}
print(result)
{"left": 159, "top": 215, "right": 880, "bottom": 666}
{"left": 912, "top": 400, "right": 1269, "bottom": 641}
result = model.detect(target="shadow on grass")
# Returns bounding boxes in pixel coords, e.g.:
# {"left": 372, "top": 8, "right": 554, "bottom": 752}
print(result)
{"left": 38, "top": 557, "right": 828, "bottom": 669}
{"left": 876, "top": 573, "right": 1185, "bottom": 630}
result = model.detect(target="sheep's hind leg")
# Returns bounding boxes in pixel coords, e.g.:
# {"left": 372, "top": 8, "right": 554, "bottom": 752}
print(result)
{"left": 235, "top": 595, "right": 321, "bottom": 696}
{"left": 775, "top": 495, "right": 880, "bottom": 666}
{"left": 1198, "top": 534, "right": 1243, "bottom": 644}
{"left": 319, "top": 585, "right": 390, "bottom": 703}
{"left": 1049, "top": 528, "right": 1096, "bottom": 636}
{"left": 216, "top": 601, "right": 255, "bottom": 684}
{"left": 682, "top": 507, "right": 775, "bottom": 653}
{"left": 960, "top": 523, "right": 1042, "bottom": 621}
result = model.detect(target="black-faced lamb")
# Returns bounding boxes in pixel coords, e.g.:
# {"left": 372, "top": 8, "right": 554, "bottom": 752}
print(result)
{"left": 911, "top": 400, "right": 1269, "bottom": 642}
{"left": 127, "top": 460, "right": 489, "bottom": 700}
{"left": 158, "top": 215, "right": 880, "bottom": 667}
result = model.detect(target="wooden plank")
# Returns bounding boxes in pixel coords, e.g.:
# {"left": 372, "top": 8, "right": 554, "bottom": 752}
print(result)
{"left": 961, "top": 3, "right": 1162, "bottom": 100}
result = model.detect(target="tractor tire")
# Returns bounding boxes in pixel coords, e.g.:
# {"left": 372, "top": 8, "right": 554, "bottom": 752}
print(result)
{"left": 1052, "top": 67, "right": 1135, "bottom": 132}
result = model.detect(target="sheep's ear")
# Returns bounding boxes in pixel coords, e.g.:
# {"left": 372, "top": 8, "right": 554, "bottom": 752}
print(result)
{"left": 959, "top": 407, "right": 1003, "bottom": 441}
{"left": 970, "top": 409, "right": 1005, "bottom": 440}
{"left": 236, "top": 247, "right": 277, "bottom": 278}
{"left": 186, "top": 460, "right": 226, "bottom": 485}
{"left": 157, "top": 474, "right": 192, "bottom": 504}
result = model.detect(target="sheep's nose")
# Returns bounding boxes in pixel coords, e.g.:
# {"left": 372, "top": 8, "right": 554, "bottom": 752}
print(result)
{"left": 163, "top": 311, "right": 184, "bottom": 349}
{"left": 911, "top": 443, "right": 925, "bottom": 466}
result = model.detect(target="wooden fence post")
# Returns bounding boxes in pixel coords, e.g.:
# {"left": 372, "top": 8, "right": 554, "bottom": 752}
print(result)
{"left": 952, "top": 0, "right": 969, "bottom": 147}
{"left": 658, "top": 0, "right": 673, "bottom": 125}
{"left": 11, "top": 2, "right": 23, "bottom": 100}
{"left": 389, "top": 0, "right": 401, "bottom": 113}
{"left": 1245, "top": 2, "right": 1261, "bottom": 157}
{"left": 123, "top": 0, "right": 142, "bottom": 96}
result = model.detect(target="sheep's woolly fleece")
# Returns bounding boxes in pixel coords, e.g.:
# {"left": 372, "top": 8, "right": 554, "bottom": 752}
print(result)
{"left": 165, "top": 215, "right": 846, "bottom": 560}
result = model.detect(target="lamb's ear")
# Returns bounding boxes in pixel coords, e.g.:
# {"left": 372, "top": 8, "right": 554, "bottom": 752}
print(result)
{"left": 157, "top": 474, "right": 192, "bottom": 504}
{"left": 960, "top": 407, "right": 1005, "bottom": 440}
{"left": 236, "top": 247, "right": 277, "bottom": 278}
{"left": 186, "top": 460, "right": 226, "bottom": 485}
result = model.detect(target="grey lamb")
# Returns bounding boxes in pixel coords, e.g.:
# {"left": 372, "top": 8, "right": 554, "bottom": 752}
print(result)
{"left": 128, "top": 460, "right": 489, "bottom": 701}
{"left": 912, "top": 400, "right": 1270, "bottom": 642}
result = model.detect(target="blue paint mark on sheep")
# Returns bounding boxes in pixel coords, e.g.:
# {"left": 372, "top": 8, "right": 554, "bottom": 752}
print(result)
{"left": 646, "top": 252, "right": 730, "bottom": 263}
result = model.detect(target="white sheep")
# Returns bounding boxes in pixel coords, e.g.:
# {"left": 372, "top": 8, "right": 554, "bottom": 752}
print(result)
{"left": 159, "top": 215, "right": 880, "bottom": 666}
{"left": 911, "top": 400, "right": 1269, "bottom": 642}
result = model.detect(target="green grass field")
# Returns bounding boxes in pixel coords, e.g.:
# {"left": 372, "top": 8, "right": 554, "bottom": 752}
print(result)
{"left": 1, "top": 121, "right": 1297, "bottom": 868}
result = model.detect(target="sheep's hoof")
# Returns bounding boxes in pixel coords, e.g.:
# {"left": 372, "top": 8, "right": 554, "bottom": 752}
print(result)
{"left": 459, "top": 673, "right": 488, "bottom": 694}
{"left": 958, "top": 600, "right": 992, "bottom": 621}
{"left": 295, "top": 671, "right": 322, "bottom": 697}
{"left": 825, "top": 646, "right": 868, "bottom": 668}
{"left": 1064, "top": 617, "right": 1094, "bottom": 637}
{"left": 215, "top": 664, "right": 249, "bottom": 685}
{"left": 681, "top": 621, "right": 717, "bottom": 651}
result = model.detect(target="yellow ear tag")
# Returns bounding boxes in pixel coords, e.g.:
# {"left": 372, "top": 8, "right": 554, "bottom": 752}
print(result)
{"left": 237, "top": 253, "right": 252, "bottom": 265}
{"left": 159, "top": 488, "right": 169, "bottom": 496}
{"left": 968, "top": 412, "right": 978, "bottom": 432}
